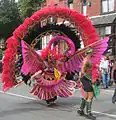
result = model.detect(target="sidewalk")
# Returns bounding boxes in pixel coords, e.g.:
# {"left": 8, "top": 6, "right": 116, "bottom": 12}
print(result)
{"left": 99, "top": 82, "right": 116, "bottom": 90}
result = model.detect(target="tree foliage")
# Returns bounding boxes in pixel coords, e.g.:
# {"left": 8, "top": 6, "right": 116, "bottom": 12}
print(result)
{"left": 19, "top": 0, "right": 44, "bottom": 20}
{"left": 0, "top": 0, "right": 21, "bottom": 39}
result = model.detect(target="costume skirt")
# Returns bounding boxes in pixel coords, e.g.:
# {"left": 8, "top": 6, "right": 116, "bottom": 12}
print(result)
{"left": 80, "top": 75, "right": 93, "bottom": 92}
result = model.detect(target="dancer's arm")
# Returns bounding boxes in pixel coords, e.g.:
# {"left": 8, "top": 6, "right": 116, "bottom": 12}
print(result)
{"left": 31, "top": 70, "right": 42, "bottom": 79}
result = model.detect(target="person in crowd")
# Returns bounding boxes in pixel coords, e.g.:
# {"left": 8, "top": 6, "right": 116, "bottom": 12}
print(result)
{"left": 111, "top": 61, "right": 116, "bottom": 103}
{"left": 100, "top": 56, "right": 110, "bottom": 89}
{"left": 109, "top": 60, "right": 114, "bottom": 86}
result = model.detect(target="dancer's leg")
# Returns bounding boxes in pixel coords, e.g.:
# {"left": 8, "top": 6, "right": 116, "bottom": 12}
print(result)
{"left": 86, "top": 92, "right": 96, "bottom": 120}
{"left": 77, "top": 91, "right": 87, "bottom": 115}
{"left": 46, "top": 96, "right": 57, "bottom": 105}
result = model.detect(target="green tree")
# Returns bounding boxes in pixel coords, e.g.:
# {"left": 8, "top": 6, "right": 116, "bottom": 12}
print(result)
{"left": 19, "top": 0, "right": 44, "bottom": 20}
{"left": 0, "top": 0, "right": 21, "bottom": 39}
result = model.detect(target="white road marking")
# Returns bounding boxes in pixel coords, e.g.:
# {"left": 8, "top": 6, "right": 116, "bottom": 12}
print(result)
{"left": 0, "top": 90, "right": 116, "bottom": 118}
{"left": 93, "top": 111, "right": 116, "bottom": 118}
{"left": 0, "top": 91, "right": 37, "bottom": 100}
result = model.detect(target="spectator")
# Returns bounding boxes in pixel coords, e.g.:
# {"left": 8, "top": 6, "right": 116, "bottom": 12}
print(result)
{"left": 109, "top": 60, "right": 114, "bottom": 86}
{"left": 100, "top": 56, "right": 110, "bottom": 89}
{"left": 111, "top": 62, "right": 116, "bottom": 84}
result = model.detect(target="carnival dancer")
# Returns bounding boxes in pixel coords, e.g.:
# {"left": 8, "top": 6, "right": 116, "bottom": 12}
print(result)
{"left": 19, "top": 37, "right": 76, "bottom": 105}
{"left": 44, "top": 48, "right": 70, "bottom": 105}
{"left": 30, "top": 69, "right": 57, "bottom": 105}
{"left": 77, "top": 49, "right": 96, "bottom": 119}
{"left": 41, "top": 55, "right": 58, "bottom": 105}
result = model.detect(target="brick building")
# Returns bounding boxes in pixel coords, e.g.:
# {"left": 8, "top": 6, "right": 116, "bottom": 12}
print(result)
{"left": 78, "top": 0, "right": 116, "bottom": 57}
{"left": 43, "top": 0, "right": 116, "bottom": 58}
{"left": 41, "top": 0, "right": 74, "bottom": 53}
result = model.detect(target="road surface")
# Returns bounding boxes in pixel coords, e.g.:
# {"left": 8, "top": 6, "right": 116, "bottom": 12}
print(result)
{"left": 0, "top": 82, "right": 116, "bottom": 120}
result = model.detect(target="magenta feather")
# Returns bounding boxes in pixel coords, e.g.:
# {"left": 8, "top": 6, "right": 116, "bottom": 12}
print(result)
{"left": 60, "top": 37, "right": 109, "bottom": 80}
{"left": 21, "top": 40, "right": 43, "bottom": 75}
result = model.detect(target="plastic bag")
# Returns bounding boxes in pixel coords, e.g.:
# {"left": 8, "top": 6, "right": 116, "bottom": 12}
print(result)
{"left": 93, "top": 84, "right": 100, "bottom": 98}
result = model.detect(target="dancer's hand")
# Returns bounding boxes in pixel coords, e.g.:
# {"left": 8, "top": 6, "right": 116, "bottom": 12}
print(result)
{"left": 31, "top": 70, "right": 42, "bottom": 79}
{"left": 92, "top": 80, "right": 96, "bottom": 84}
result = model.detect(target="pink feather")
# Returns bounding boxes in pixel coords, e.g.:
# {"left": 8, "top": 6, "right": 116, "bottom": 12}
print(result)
{"left": 60, "top": 37, "right": 109, "bottom": 82}
{"left": 21, "top": 40, "right": 43, "bottom": 75}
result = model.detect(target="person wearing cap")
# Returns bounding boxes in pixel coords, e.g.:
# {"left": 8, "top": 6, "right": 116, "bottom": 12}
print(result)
{"left": 77, "top": 48, "right": 96, "bottom": 119}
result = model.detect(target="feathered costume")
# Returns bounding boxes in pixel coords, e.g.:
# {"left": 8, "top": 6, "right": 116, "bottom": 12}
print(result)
{"left": 21, "top": 36, "right": 76, "bottom": 100}
{"left": 2, "top": 6, "right": 109, "bottom": 103}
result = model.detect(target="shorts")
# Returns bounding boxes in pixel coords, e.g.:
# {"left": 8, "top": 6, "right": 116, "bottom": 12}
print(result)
{"left": 80, "top": 75, "right": 93, "bottom": 92}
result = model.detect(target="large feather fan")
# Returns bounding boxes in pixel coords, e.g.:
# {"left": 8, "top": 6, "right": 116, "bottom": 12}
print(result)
{"left": 21, "top": 40, "right": 44, "bottom": 75}
{"left": 59, "top": 37, "right": 109, "bottom": 81}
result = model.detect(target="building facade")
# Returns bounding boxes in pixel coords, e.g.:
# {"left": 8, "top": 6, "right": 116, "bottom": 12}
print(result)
{"left": 41, "top": 0, "right": 72, "bottom": 53}
{"left": 78, "top": 0, "right": 116, "bottom": 58}
{"left": 43, "top": 0, "right": 116, "bottom": 58}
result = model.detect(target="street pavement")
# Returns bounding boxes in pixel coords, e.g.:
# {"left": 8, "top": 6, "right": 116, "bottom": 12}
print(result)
{"left": 0, "top": 78, "right": 116, "bottom": 120}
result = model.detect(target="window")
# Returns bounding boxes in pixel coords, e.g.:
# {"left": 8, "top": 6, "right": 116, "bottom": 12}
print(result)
{"left": 82, "top": 0, "right": 86, "bottom": 5}
{"left": 96, "top": 26, "right": 111, "bottom": 39}
{"left": 105, "top": 26, "right": 111, "bottom": 35}
{"left": 42, "top": 36, "right": 47, "bottom": 49}
{"left": 42, "top": 35, "right": 53, "bottom": 49}
{"left": 80, "top": 41, "right": 84, "bottom": 49}
{"left": 82, "top": 0, "right": 87, "bottom": 16}
{"left": 101, "top": 0, "right": 114, "bottom": 13}
{"left": 41, "top": 19, "right": 47, "bottom": 27}
{"left": 68, "top": 0, "right": 73, "bottom": 9}
{"left": 82, "top": 5, "right": 87, "bottom": 16}
{"left": 96, "top": 27, "right": 104, "bottom": 39}
{"left": 15, "top": 0, "right": 18, "bottom": 2}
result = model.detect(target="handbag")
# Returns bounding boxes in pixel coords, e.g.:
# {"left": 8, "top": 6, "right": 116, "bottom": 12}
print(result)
{"left": 103, "top": 69, "right": 108, "bottom": 74}
{"left": 93, "top": 84, "right": 100, "bottom": 98}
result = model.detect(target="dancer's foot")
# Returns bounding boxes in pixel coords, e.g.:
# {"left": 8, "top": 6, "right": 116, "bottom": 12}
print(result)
{"left": 50, "top": 101, "right": 56, "bottom": 104}
{"left": 86, "top": 113, "right": 96, "bottom": 120}
{"left": 46, "top": 100, "right": 50, "bottom": 105}
{"left": 77, "top": 109, "right": 85, "bottom": 116}
{"left": 47, "top": 101, "right": 56, "bottom": 106}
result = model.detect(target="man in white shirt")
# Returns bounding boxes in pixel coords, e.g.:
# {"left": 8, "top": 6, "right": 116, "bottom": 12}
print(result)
{"left": 100, "top": 56, "right": 110, "bottom": 89}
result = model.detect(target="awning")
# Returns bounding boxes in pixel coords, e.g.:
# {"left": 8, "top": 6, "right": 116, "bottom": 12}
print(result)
{"left": 90, "top": 13, "right": 116, "bottom": 25}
